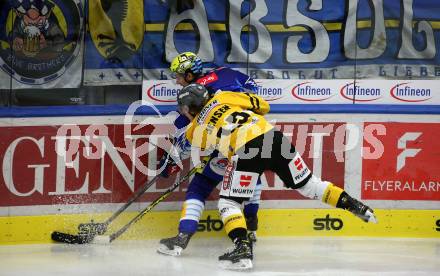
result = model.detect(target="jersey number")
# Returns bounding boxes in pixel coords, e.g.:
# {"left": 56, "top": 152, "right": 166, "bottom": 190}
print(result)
{"left": 216, "top": 111, "right": 251, "bottom": 138}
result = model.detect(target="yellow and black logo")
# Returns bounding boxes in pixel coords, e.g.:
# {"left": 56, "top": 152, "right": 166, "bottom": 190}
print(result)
{"left": 197, "top": 215, "right": 224, "bottom": 232}
{"left": 88, "top": 0, "right": 143, "bottom": 63}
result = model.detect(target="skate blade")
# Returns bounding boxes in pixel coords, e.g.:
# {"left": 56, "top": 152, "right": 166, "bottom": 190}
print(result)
{"left": 247, "top": 231, "right": 257, "bottom": 243}
{"left": 365, "top": 210, "right": 378, "bottom": 224}
{"left": 358, "top": 210, "right": 378, "bottom": 224}
{"left": 219, "top": 258, "right": 253, "bottom": 270}
{"left": 156, "top": 244, "right": 183, "bottom": 256}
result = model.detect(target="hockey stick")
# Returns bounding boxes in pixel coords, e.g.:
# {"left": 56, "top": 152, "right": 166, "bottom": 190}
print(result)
{"left": 98, "top": 161, "right": 205, "bottom": 244}
{"left": 51, "top": 173, "right": 161, "bottom": 244}
{"left": 52, "top": 161, "right": 204, "bottom": 244}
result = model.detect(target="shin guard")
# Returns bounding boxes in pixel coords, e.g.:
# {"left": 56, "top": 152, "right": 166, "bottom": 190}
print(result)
{"left": 218, "top": 198, "right": 247, "bottom": 240}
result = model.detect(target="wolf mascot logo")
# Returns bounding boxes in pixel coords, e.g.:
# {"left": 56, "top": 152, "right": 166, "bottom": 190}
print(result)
{"left": 0, "top": 0, "right": 83, "bottom": 84}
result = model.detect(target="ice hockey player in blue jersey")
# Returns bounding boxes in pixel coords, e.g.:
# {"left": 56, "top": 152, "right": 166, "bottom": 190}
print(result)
{"left": 157, "top": 52, "right": 261, "bottom": 256}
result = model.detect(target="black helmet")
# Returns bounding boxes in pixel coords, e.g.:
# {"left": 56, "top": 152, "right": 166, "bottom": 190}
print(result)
{"left": 177, "top": 83, "right": 209, "bottom": 115}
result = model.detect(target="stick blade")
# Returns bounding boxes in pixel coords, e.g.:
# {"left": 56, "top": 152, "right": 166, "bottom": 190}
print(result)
{"left": 51, "top": 231, "right": 92, "bottom": 244}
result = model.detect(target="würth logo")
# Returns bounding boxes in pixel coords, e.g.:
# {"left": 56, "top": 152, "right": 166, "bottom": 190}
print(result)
{"left": 294, "top": 158, "right": 303, "bottom": 170}
{"left": 239, "top": 175, "right": 252, "bottom": 187}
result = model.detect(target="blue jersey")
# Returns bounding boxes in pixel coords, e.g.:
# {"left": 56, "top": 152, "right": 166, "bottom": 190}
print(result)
{"left": 174, "top": 67, "right": 258, "bottom": 129}
{"left": 195, "top": 67, "right": 258, "bottom": 95}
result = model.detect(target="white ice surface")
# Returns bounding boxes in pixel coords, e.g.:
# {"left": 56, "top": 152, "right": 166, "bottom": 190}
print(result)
{"left": 0, "top": 237, "right": 439, "bottom": 276}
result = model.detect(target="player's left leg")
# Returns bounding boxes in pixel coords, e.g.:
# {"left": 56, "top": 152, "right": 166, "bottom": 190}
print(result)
{"left": 217, "top": 155, "right": 265, "bottom": 270}
{"left": 218, "top": 198, "right": 253, "bottom": 270}
{"left": 157, "top": 152, "right": 261, "bottom": 256}
{"left": 207, "top": 153, "right": 262, "bottom": 238}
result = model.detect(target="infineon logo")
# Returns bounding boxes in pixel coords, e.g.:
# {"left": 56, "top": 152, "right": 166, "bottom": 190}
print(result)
{"left": 291, "top": 82, "right": 333, "bottom": 102}
{"left": 255, "top": 84, "right": 283, "bottom": 101}
{"left": 146, "top": 83, "right": 180, "bottom": 102}
{"left": 340, "top": 82, "right": 381, "bottom": 102}
{"left": 390, "top": 82, "right": 432, "bottom": 102}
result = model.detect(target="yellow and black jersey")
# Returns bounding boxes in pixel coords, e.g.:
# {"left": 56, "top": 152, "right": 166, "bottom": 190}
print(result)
{"left": 185, "top": 92, "right": 274, "bottom": 158}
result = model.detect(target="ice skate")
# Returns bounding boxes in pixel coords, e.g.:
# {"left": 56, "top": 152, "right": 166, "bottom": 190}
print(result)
{"left": 246, "top": 215, "right": 258, "bottom": 243}
{"left": 157, "top": 232, "right": 192, "bottom": 256}
{"left": 340, "top": 193, "right": 377, "bottom": 223}
{"left": 218, "top": 239, "right": 253, "bottom": 270}
{"left": 247, "top": 231, "right": 257, "bottom": 243}
{"left": 247, "top": 231, "right": 256, "bottom": 260}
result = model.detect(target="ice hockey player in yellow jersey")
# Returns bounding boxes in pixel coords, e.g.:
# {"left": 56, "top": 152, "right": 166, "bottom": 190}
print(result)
{"left": 184, "top": 90, "right": 273, "bottom": 159}
{"left": 175, "top": 83, "right": 377, "bottom": 271}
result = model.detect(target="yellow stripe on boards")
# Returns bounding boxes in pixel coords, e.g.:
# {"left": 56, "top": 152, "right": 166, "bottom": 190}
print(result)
{"left": 1, "top": 209, "right": 438, "bottom": 245}
{"left": 258, "top": 209, "right": 440, "bottom": 238}
{"left": 180, "top": 202, "right": 188, "bottom": 219}
{"left": 145, "top": 20, "right": 440, "bottom": 32}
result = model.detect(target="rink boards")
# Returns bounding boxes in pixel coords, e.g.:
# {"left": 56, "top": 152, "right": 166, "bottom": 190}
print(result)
{"left": 0, "top": 113, "right": 439, "bottom": 244}
{"left": 0, "top": 209, "right": 439, "bottom": 245}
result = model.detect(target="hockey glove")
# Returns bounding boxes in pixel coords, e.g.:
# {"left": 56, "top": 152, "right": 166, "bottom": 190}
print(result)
{"left": 159, "top": 153, "right": 181, "bottom": 178}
